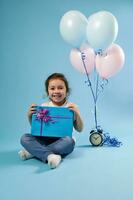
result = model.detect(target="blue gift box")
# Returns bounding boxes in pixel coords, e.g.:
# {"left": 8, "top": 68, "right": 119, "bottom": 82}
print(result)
{"left": 31, "top": 106, "right": 74, "bottom": 137}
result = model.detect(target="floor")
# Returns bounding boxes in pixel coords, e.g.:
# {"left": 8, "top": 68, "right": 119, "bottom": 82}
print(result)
{"left": 1, "top": 133, "right": 133, "bottom": 200}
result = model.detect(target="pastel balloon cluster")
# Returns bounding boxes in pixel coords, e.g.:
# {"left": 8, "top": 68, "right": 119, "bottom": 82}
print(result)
{"left": 60, "top": 10, "right": 125, "bottom": 79}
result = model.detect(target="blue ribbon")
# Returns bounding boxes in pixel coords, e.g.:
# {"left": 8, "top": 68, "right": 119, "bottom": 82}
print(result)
{"left": 103, "top": 132, "right": 122, "bottom": 147}
{"left": 95, "top": 126, "right": 122, "bottom": 147}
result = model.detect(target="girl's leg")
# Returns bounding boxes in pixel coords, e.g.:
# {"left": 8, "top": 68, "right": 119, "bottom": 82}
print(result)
{"left": 20, "top": 134, "right": 75, "bottom": 169}
{"left": 20, "top": 133, "right": 54, "bottom": 162}
{"left": 48, "top": 136, "right": 75, "bottom": 156}
{"left": 47, "top": 136, "right": 75, "bottom": 168}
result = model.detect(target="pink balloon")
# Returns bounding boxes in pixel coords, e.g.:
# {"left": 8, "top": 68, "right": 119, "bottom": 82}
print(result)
{"left": 70, "top": 44, "right": 95, "bottom": 74}
{"left": 96, "top": 44, "right": 125, "bottom": 79}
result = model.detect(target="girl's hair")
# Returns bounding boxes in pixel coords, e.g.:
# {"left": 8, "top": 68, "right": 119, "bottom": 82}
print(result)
{"left": 45, "top": 73, "right": 71, "bottom": 96}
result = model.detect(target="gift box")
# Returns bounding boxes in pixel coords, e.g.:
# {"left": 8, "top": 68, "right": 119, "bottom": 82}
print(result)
{"left": 31, "top": 106, "right": 74, "bottom": 137}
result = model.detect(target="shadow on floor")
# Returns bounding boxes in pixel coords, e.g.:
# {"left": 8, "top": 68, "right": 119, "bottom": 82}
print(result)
{"left": 0, "top": 149, "right": 50, "bottom": 173}
{"left": 0, "top": 147, "right": 87, "bottom": 173}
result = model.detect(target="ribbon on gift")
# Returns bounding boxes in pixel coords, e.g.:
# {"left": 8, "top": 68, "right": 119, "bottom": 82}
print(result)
{"left": 36, "top": 109, "right": 55, "bottom": 136}
{"left": 36, "top": 109, "right": 73, "bottom": 136}
{"left": 36, "top": 109, "right": 53, "bottom": 123}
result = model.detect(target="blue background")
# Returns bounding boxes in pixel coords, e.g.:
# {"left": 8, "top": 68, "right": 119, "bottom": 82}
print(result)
{"left": 0, "top": 0, "right": 133, "bottom": 200}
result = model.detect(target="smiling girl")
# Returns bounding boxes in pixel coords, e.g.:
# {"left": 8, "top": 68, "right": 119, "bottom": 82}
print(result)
{"left": 19, "top": 73, "right": 84, "bottom": 169}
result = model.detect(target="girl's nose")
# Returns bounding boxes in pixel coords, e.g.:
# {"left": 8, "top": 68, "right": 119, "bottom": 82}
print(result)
{"left": 54, "top": 88, "right": 60, "bottom": 93}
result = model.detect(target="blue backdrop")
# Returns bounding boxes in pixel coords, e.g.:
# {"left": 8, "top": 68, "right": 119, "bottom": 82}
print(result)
{"left": 0, "top": 1, "right": 133, "bottom": 199}
{"left": 1, "top": 0, "right": 132, "bottom": 143}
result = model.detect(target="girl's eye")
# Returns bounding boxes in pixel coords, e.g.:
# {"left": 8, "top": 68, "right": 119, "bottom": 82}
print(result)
{"left": 49, "top": 86, "right": 64, "bottom": 90}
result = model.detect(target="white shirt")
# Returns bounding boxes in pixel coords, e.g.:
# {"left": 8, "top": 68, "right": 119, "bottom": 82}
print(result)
{"left": 41, "top": 101, "right": 69, "bottom": 107}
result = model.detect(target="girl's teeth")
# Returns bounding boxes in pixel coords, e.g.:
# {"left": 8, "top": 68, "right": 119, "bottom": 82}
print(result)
{"left": 53, "top": 95, "right": 61, "bottom": 97}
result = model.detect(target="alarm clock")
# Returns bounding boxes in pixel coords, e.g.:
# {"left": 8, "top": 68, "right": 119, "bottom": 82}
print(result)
{"left": 89, "top": 129, "right": 103, "bottom": 146}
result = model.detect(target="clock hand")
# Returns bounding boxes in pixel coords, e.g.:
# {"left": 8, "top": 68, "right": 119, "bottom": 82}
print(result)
{"left": 95, "top": 136, "right": 100, "bottom": 140}
{"left": 93, "top": 136, "right": 99, "bottom": 140}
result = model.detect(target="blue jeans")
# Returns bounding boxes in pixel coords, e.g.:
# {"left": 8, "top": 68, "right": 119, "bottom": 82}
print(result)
{"left": 20, "top": 134, "right": 75, "bottom": 162}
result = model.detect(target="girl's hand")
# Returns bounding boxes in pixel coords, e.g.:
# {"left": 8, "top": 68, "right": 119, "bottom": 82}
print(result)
{"left": 27, "top": 103, "right": 37, "bottom": 124}
{"left": 67, "top": 103, "right": 79, "bottom": 121}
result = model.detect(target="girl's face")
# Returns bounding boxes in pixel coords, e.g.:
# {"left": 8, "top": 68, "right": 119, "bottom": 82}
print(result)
{"left": 48, "top": 78, "right": 67, "bottom": 106}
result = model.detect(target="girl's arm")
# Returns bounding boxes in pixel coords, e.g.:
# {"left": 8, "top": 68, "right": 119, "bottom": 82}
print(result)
{"left": 67, "top": 103, "right": 84, "bottom": 132}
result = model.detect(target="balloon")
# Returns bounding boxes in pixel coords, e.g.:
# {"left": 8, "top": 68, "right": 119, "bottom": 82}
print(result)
{"left": 86, "top": 11, "right": 118, "bottom": 50}
{"left": 60, "top": 10, "right": 88, "bottom": 47}
{"left": 70, "top": 44, "right": 95, "bottom": 74}
{"left": 95, "top": 44, "right": 125, "bottom": 79}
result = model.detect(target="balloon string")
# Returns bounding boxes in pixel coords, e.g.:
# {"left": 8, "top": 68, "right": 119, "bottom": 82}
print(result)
{"left": 79, "top": 49, "right": 98, "bottom": 129}
{"left": 79, "top": 50, "right": 96, "bottom": 102}
{"left": 95, "top": 72, "right": 99, "bottom": 102}
{"left": 95, "top": 79, "right": 108, "bottom": 101}
{"left": 94, "top": 73, "right": 100, "bottom": 128}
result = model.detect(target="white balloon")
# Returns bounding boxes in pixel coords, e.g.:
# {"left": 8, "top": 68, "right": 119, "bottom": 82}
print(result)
{"left": 86, "top": 11, "right": 118, "bottom": 50}
{"left": 60, "top": 10, "right": 88, "bottom": 47}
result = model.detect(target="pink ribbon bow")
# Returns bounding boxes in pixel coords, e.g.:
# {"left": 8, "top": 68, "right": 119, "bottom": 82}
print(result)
{"left": 36, "top": 109, "right": 52, "bottom": 123}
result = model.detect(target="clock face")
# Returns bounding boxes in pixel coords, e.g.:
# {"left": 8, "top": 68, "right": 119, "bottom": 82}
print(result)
{"left": 89, "top": 132, "right": 103, "bottom": 146}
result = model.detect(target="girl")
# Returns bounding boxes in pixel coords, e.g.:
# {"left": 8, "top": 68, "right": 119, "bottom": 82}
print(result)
{"left": 19, "top": 73, "right": 84, "bottom": 169}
